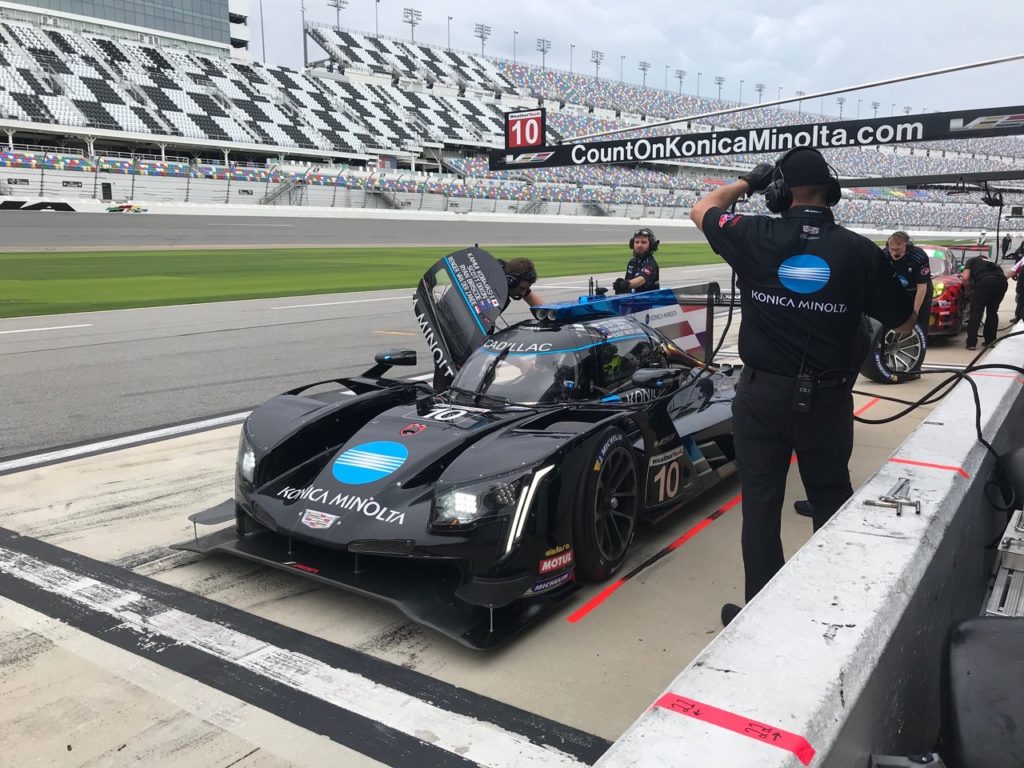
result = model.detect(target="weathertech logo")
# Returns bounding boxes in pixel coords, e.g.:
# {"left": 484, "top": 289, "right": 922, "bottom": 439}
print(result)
{"left": 505, "top": 151, "right": 555, "bottom": 164}
{"left": 950, "top": 113, "right": 1024, "bottom": 132}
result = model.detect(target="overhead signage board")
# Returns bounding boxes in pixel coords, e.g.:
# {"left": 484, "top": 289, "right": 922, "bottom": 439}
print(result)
{"left": 489, "top": 105, "right": 1024, "bottom": 171}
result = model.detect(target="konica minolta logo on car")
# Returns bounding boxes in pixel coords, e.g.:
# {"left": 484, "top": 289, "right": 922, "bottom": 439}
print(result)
{"left": 778, "top": 255, "right": 831, "bottom": 294}
{"left": 332, "top": 441, "right": 409, "bottom": 485}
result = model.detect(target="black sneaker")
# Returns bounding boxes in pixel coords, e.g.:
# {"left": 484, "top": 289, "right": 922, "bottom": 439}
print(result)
{"left": 794, "top": 500, "right": 814, "bottom": 518}
{"left": 966, "top": 344, "right": 977, "bottom": 351}
{"left": 721, "top": 603, "right": 742, "bottom": 627}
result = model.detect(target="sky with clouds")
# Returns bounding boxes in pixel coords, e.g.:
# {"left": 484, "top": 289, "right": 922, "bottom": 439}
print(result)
{"left": 252, "top": 0, "right": 1022, "bottom": 119}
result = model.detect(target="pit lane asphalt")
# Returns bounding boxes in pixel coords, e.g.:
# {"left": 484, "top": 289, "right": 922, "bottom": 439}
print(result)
{"left": 0, "top": 212, "right": 707, "bottom": 249}
{"left": 0, "top": 263, "right": 735, "bottom": 460}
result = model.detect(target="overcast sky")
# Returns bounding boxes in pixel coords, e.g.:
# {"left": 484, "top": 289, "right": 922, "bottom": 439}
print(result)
{"left": 251, "top": 0, "right": 1022, "bottom": 118}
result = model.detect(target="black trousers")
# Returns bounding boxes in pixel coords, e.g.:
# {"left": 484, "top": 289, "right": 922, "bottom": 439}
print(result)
{"left": 1015, "top": 277, "right": 1023, "bottom": 323}
{"left": 965, "top": 276, "right": 1009, "bottom": 346}
{"left": 732, "top": 368, "right": 854, "bottom": 602}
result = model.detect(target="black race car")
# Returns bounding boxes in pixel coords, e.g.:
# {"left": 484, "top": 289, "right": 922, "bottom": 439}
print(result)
{"left": 178, "top": 248, "right": 740, "bottom": 648}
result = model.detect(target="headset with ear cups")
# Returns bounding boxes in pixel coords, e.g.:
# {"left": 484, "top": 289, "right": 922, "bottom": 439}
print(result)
{"left": 629, "top": 227, "right": 659, "bottom": 253}
{"left": 763, "top": 147, "right": 842, "bottom": 213}
{"left": 498, "top": 258, "right": 538, "bottom": 292}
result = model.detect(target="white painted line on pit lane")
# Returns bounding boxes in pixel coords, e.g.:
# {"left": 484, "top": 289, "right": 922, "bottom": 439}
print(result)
{"left": 206, "top": 223, "right": 295, "bottom": 228}
{"left": 0, "top": 548, "right": 587, "bottom": 768}
{"left": 0, "top": 412, "right": 251, "bottom": 474}
{"left": 0, "top": 323, "right": 92, "bottom": 335}
{"left": 271, "top": 296, "right": 409, "bottom": 310}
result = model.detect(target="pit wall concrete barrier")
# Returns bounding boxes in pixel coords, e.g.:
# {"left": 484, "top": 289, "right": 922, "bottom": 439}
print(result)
{"left": 597, "top": 325, "right": 1024, "bottom": 768}
{"left": 0, "top": 196, "right": 988, "bottom": 241}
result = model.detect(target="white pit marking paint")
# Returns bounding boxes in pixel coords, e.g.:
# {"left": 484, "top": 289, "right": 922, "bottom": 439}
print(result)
{"left": 272, "top": 297, "right": 409, "bottom": 310}
{"left": 0, "top": 323, "right": 92, "bottom": 335}
{"left": 0, "top": 548, "right": 584, "bottom": 768}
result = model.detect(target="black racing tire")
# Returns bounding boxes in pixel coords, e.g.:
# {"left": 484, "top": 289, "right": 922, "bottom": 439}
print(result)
{"left": 859, "top": 318, "right": 927, "bottom": 384}
{"left": 572, "top": 427, "right": 640, "bottom": 582}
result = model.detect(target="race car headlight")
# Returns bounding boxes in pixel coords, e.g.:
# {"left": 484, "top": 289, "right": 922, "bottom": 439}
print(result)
{"left": 932, "top": 282, "right": 946, "bottom": 298}
{"left": 433, "top": 472, "right": 529, "bottom": 528}
{"left": 237, "top": 432, "right": 256, "bottom": 484}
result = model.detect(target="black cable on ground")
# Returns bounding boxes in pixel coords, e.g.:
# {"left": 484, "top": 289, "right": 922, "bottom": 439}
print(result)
{"left": 852, "top": 332, "right": 1024, "bottom": 515}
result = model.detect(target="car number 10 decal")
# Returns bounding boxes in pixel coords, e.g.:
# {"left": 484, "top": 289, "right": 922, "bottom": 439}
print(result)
{"left": 647, "top": 447, "right": 687, "bottom": 505}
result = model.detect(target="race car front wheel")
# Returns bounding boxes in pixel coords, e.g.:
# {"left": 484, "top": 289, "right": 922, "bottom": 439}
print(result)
{"left": 573, "top": 427, "right": 639, "bottom": 582}
{"left": 859, "top": 318, "right": 927, "bottom": 384}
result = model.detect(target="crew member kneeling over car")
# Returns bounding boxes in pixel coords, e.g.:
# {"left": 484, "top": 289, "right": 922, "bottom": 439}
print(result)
{"left": 689, "top": 147, "right": 916, "bottom": 627}
{"left": 613, "top": 227, "right": 660, "bottom": 294}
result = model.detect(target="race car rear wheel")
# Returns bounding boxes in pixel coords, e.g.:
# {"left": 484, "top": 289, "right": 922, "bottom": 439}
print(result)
{"left": 859, "top": 318, "right": 926, "bottom": 384}
{"left": 573, "top": 427, "right": 639, "bottom": 582}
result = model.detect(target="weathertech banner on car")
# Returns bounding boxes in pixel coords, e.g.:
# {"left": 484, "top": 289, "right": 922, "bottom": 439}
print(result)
{"left": 413, "top": 247, "right": 508, "bottom": 388}
{"left": 489, "top": 104, "right": 1024, "bottom": 171}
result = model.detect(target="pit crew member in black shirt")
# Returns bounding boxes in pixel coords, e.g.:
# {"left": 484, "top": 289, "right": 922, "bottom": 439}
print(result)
{"left": 961, "top": 254, "right": 1008, "bottom": 349}
{"left": 883, "top": 231, "right": 932, "bottom": 332}
{"left": 690, "top": 147, "right": 915, "bottom": 626}
{"left": 613, "top": 227, "right": 660, "bottom": 293}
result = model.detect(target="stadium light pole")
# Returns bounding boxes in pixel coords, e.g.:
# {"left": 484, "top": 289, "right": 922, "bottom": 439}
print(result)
{"left": 300, "top": 0, "right": 308, "bottom": 66}
{"left": 258, "top": 0, "right": 267, "bottom": 62}
{"left": 327, "top": 0, "right": 347, "bottom": 30}
{"left": 836, "top": 96, "right": 845, "bottom": 117}
{"left": 664, "top": 64, "right": 669, "bottom": 90}
{"left": 513, "top": 30, "right": 518, "bottom": 63}
{"left": 777, "top": 85, "right": 782, "bottom": 99}
{"left": 402, "top": 7, "right": 420, "bottom": 42}
{"left": 447, "top": 16, "right": 452, "bottom": 50}
{"left": 620, "top": 55, "right": 625, "bottom": 82}
{"left": 570, "top": 43, "right": 575, "bottom": 73}
{"left": 474, "top": 23, "right": 490, "bottom": 56}
{"left": 374, "top": 0, "right": 380, "bottom": 37}
{"left": 904, "top": 105, "right": 912, "bottom": 115}
{"left": 536, "top": 38, "right": 550, "bottom": 70}
{"left": 872, "top": 100, "right": 880, "bottom": 118}
{"left": 738, "top": 79, "right": 744, "bottom": 103}
{"left": 714, "top": 75, "right": 724, "bottom": 100}
{"left": 755, "top": 82, "right": 765, "bottom": 102}
{"left": 591, "top": 49, "right": 604, "bottom": 81}
{"left": 795, "top": 89, "right": 805, "bottom": 115}
{"left": 890, "top": 102, "right": 895, "bottom": 116}
{"left": 696, "top": 71, "right": 702, "bottom": 96}
{"left": 638, "top": 60, "right": 650, "bottom": 87}
{"left": 857, "top": 98, "right": 862, "bottom": 118}
{"left": 675, "top": 69, "right": 686, "bottom": 94}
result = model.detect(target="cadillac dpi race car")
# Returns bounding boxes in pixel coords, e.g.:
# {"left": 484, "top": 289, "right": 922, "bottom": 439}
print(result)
{"left": 177, "top": 248, "right": 739, "bottom": 648}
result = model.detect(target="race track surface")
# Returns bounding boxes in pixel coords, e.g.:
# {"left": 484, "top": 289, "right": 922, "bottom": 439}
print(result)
{"left": 0, "top": 212, "right": 707, "bottom": 250}
{"left": 0, "top": 264, "right": 734, "bottom": 460}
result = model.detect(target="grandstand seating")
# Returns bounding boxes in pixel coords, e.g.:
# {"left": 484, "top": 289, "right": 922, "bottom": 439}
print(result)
{"left": 2, "top": 15, "right": 1024, "bottom": 230}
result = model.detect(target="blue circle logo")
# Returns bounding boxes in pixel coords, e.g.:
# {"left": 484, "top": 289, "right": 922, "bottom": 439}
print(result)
{"left": 332, "top": 441, "right": 408, "bottom": 485}
{"left": 778, "top": 254, "right": 831, "bottom": 294}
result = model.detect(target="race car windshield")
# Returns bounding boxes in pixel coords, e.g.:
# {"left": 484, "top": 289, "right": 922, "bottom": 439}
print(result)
{"left": 927, "top": 254, "right": 951, "bottom": 276}
{"left": 452, "top": 348, "right": 584, "bottom": 406}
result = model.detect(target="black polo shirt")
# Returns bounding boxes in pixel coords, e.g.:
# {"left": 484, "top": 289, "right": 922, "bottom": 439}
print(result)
{"left": 702, "top": 206, "right": 911, "bottom": 377}
{"left": 965, "top": 256, "right": 1005, "bottom": 283}
{"left": 884, "top": 245, "right": 932, "bottom": 296}
{"left": 625, "top": 254, "right": 660, "bottom": 291}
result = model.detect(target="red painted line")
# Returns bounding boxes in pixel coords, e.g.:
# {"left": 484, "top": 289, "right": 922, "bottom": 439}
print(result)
{"left": 566, "top": 492, "right": 743, "bottom": 623}
{"left": 889, "top": 457, "right": 970, "bottom": 478}
{"left": 971, "top": 372, "right": 1024, "bottom": 384}
{"left": 854, "top": 397, "right": 881, "bottom": 416}
{"left": 565, "top": 580, "right": 625, "bottom": 623}
{"left": 653, "top": 693, "right": 816, "bottom": 766}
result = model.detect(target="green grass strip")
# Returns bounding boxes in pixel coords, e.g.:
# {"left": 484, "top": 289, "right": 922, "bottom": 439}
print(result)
{"left": 0, "top": 243, "right": 720, "bottom": 318}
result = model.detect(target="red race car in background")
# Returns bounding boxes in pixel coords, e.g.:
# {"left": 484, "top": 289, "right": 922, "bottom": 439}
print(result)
{"left": 921, "top": 244, "right": 966, "bottom": 336}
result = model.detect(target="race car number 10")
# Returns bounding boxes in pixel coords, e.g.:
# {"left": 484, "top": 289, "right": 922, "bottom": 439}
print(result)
{"left": 647, "top": 447, "right": 688, "bottom": 505}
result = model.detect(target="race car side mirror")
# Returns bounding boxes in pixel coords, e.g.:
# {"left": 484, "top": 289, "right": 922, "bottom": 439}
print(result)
{"left": 374, "top": 349, "right": 417, "bottom": 366}
{"left": 631, "top": 368, "right": 684, "bottom": 391}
